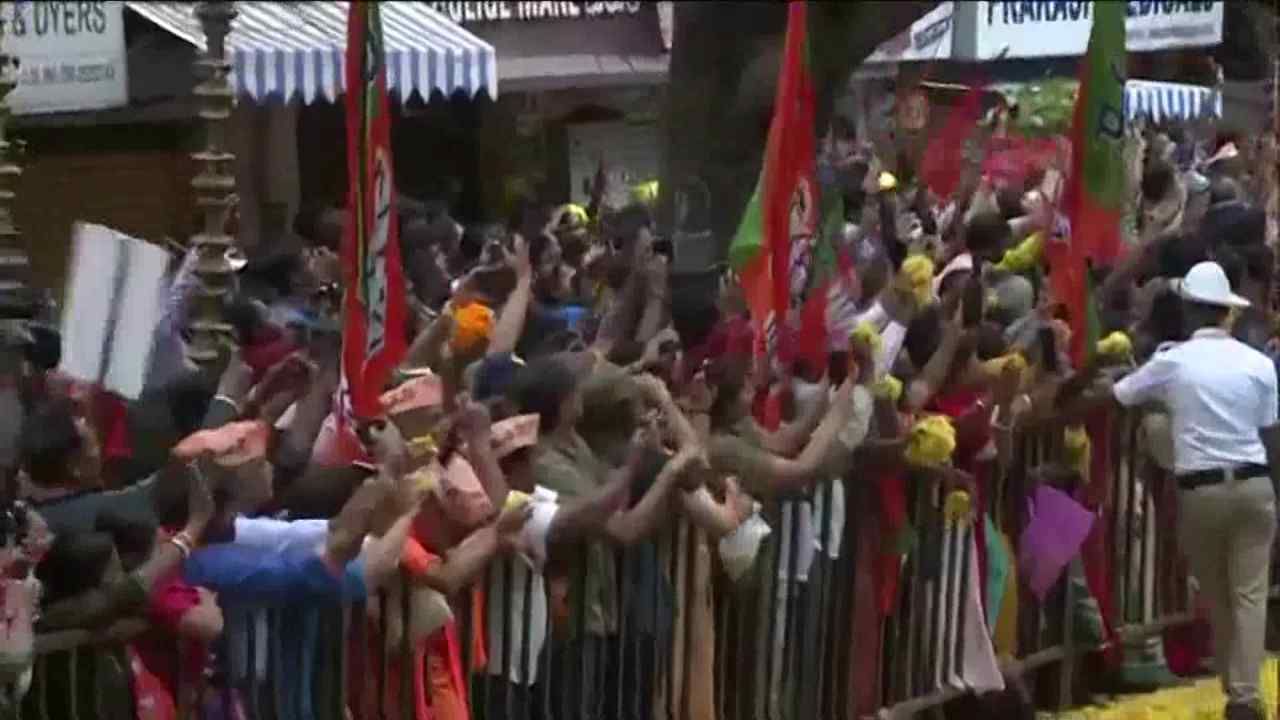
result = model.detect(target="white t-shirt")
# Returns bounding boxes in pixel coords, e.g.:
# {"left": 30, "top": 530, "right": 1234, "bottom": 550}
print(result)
{"left": 486, "top": 486, "right": 559, "bottom": 685}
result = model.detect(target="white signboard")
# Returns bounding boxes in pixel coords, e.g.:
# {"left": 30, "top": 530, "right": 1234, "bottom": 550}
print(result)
{"left": 59, "top": 223, "right": 168, "bottom": 400}
{"left": 955, "top": 1, "right": 1223, "bottom": 60}
{"left": 1, "top": 1, "right": 128, "bottom": 115}
{"left": 426, "top": 1, "right": 642, "bottom": 24}
{"left": 865, "top": 2, "right": 954, "bottom": 65}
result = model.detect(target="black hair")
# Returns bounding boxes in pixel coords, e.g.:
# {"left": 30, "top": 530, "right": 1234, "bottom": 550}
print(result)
{"left": 995, "top": 187, "right": 1024, "bottom": 222}
{"left": 1141, "top": 161, "right": 1176, "bottom": 204}
{"left": 36, "top": 531, "right": 116, "bottom": 605}
{"left": 528, "top": 231, "right": 557, "bottom": 270}
{"left": 1208, "top": 176, "right": 1241, "bottom": 206}
{"left": 975, "top": 322, "right": 1009, "bottom": 361}
{"left": 167, "top": 375, "right": 215, "bottom": 439}
{"left": 1145, "top": 286, "right": 1186, "bottom": 345}
{"left": 151, "top": 462, "right": 196, "bottom": 529}
{"left": 1181, "top": 301, "right": 1231, "bottom": 333}
{"left": 669, "top": 278, "right": 722, "bottom": 353}
{"left": 903, "top": 304, "right": 944, "bottom": 371}
{"left": 964, "top": 212, "right": 1012, "bottom": 260}
{"left": 509, "top": 356, "right": 580, "bottom": 433}
{"left": 606, "top": 339, "right": 645, "bottom": 368}
{"left": 277, "top": 464, "right": 376, "bottom": 519}
{"left": 1236, "top": 243, "right": 1274, "bottom": 288}
{"left": 225, "top": 295, "right": 266, "bottom": 345}
{"left": 20, "top": 400, "right": 81, "bottom": 488}
{"left": 460, "top": 224, "right": 499, "bottom": 265}
{"left": 95, "top": 510, "right": 157, "bottom": 571}
{"left": 25, "top": 324, "right": 61, "bottom": 372}
{"left": 1217, "top": 245, "right": 1247, "bottom": 289}
{"left": 603, "top": 204, "right": 654, "bottom": 254}
{"left": 705, "top": 355, "right": 750, "bottom": 430}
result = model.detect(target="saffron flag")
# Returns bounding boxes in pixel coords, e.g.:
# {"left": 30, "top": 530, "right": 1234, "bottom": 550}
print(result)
{"left": 920, "top": 80, "right": 987, "bottom": 201}
{"left": 342, "top": 2, "right": 408, "bottom": 419}
{"left": 728, "top": 0, "right": 816, "bottom": 360}
{"left": 1049, "top": 0, "right": 1125, "bottom": 367}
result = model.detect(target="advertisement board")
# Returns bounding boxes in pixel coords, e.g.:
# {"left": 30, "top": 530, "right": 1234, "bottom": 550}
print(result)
{"left": 954, "top": 1, "right": 1222, "bottom": 60}
{"left": 1, "top": 1, "right": 128, "bottom": 115}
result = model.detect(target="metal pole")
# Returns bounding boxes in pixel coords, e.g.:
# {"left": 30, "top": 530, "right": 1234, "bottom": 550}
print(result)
{"left": 188, "top": 1, "right": 238, "bottom": 367}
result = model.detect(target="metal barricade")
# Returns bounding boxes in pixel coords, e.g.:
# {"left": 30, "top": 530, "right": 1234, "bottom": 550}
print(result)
{"left": 20, "top": 408, "right": 1195, "bottom": 720}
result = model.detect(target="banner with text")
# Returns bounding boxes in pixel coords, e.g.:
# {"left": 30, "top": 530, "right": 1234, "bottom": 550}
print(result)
{"left": 955, "top": 1, "right": 1222, "bottom": 60}
{"left": 1, "top": 1, "right": 128, "bottom": 114}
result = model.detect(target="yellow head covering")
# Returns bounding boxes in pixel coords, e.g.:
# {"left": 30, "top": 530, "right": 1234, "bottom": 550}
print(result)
{"left": 994, "top": 232, "right": 1045, "bottom": 274}
{"left": 849, "top": 321, "right": 884, "bottom": 355}
{"left": 943, "top": 490, "right": 972, "bottom": 525}
{"left": 898, "top": 255, "right": 935, "bottom": 307}
{"left": 981, "top": 352, "right": 1028, "bottom": 379}
{"left": 1063, "top": 425, "right": 1091, "bottom": 477}
{"left": 1096, "top": 331, "right": 1133, "bottom": 360}
{"left": 558, "top": 203, "right": 589, "bottom": 227}
{"left": 874, "top": 375, "right": 904, "bottom": 404}
{"left": 905, "top": 415, "right": 957, "bottom": 467}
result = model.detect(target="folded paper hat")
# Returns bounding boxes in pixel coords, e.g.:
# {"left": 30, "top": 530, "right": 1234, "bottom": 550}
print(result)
{"left": 380, "top": 373, "right": 444, "bottom": 416}
{"left": 490, "top": 414, "right": 539, "bottom": 459}
{"left": 172, "top": 420, "right": 271, "bottom": 467}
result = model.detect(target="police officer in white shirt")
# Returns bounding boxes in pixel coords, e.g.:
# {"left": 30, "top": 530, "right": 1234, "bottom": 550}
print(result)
{"left": 1107, "top": 262, "right": 1278, "bottom": 720}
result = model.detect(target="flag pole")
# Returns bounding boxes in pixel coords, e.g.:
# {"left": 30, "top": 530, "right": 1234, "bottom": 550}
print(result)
{"left": 187, "top": 2, "right": 239, "bottom": 367}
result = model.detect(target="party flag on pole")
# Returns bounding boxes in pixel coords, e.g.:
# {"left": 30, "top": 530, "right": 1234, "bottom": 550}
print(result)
{"left": 728, "top": 0, "right": 817, "bottom": 361}
{"left": 1049, "top": 0, "right": 1125, "bottom": 367}
{"left": 342, "top": 2, "right": 408, "bottom": 419}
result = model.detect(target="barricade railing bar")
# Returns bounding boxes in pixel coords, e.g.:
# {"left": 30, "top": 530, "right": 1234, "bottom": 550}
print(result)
{"left": 19, "top": 407, "right": 1194, "bottom": 720}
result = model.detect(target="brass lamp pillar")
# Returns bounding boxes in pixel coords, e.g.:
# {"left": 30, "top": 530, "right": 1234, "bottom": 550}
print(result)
{"left": 0, "top": 12, "right": 31, "bottom": 325}
{"left": 187, "top": 2, "right": 238, "bottom": 367}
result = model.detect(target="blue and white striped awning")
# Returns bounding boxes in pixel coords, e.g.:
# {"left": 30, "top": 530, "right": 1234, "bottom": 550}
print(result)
{"left": 127, "top": 1, "right": 498, "bottom": 103}
{"left": 1124, "top": 80, "right": 1221, "bottom": 124}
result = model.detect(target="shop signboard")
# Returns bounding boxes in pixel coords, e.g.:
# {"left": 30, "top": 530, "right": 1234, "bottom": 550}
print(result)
{"left": 953, "top": 1, "right": 1222, "bottom": 60}
{"left": 426, "top": 1, "right": 643, "bottom": 24}
{"left": 1, "top": 0, "right": 128, "bottom": 115}
{"left": 865, "top": 1, "right": 954, "bottom": 64}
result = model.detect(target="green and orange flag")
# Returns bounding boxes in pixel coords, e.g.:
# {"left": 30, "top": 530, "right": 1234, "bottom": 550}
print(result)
{"left": 342, "top": 2, "right": 407, "bottom": 420}
{"left": 728, "top": 0, "right": 817, "bottom": 361}
{"left": 1049, "top": 0, "right": 1125, "bottom": 368}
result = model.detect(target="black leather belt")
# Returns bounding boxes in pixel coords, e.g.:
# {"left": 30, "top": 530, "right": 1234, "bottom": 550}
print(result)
{"left": 1177, "top": 463, "right": 1271, "bottom": 491}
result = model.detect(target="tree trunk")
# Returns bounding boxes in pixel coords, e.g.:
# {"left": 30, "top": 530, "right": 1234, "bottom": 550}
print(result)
{"left": 659, "top": 1, "right": 937, "bottom": 271}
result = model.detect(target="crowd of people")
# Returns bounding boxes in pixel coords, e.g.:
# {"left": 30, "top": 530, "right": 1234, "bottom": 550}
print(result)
{"left": 0, "top": 105, "right": 1277, "bottom": 720}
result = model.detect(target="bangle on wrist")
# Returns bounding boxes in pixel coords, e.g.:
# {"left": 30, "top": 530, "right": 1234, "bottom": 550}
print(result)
{"left": 214, "top": 394, "right": 242, "bottom": 415}
{"left": 169, "top": 532, "right": 194, "bottom": 559}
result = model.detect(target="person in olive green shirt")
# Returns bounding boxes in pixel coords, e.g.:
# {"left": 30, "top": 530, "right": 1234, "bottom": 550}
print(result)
{"left": 509, "top": 351, "right": 699, "bottom": 720}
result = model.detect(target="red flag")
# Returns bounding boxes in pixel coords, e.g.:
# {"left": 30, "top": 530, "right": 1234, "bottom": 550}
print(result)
{"left": 920, "top": 81, "right": 986, "bottom": 200}
{"left": 728, "top": 0, "right": 816, "bottom": 361}
{"left": 342, "top": 2, "right": 407, "bottom": 419}
{"left": 1049, "top": 0, "right": 1125, "bottom": 367}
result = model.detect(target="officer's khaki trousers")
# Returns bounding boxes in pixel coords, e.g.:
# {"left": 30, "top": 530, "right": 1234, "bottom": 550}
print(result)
{"left": 1178, "top": 474, "right": 1277, "bottom": 706}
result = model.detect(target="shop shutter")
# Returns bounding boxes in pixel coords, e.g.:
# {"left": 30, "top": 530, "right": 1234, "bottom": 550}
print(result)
{"left": 17, "top": 149, "right": 195, "bottom": 293}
